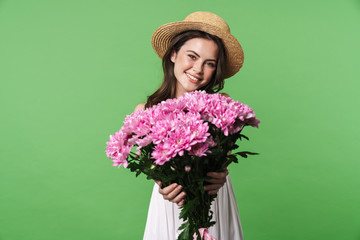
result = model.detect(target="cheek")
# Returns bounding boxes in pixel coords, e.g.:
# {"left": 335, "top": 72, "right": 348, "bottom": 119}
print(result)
{"left": 204, "top": 67, "right": 216, "bottom": 79}
{"left": 178, "top": 56, "right": 192, "bottom": 69}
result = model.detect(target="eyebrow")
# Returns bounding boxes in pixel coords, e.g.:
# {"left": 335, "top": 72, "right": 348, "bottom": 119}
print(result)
{"left": 186, "top": 50, "right": 217, "bottom": 62}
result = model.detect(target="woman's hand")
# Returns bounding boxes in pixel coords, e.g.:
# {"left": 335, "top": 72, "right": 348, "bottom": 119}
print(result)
{"left": 155, "top": 181, "right": 186, "bottom": 207}
{"left": 204, "top": 169, "right": 229, "bottom": 195}
{"left": 155, "top": 168, "right": 228, "bottom": 205}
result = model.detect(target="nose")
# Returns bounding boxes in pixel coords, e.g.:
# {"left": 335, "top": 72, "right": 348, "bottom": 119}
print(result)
{"left": 192, "top": 60, "right": 203, "bottom": 75}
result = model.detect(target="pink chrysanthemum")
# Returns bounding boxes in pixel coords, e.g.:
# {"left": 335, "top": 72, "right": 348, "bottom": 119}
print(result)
{"left": 106, "top": 90, "right": 260, "bottom": 166}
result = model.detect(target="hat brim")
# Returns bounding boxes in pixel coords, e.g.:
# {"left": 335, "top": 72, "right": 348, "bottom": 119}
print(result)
{"left": 151, "top": 21, "right": 244, "bottom": 79}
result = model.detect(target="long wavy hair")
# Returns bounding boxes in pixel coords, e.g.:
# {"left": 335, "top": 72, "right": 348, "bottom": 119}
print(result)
{"left": 145, "top": 30, "right": 227, "bottom": 108}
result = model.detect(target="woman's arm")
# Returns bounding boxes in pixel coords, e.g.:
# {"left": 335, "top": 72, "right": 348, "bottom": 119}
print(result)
{"left": 135, "top": 103, "right": 146, "bottom": 111}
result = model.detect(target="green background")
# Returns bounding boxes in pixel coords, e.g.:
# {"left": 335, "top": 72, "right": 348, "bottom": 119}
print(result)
{"left": 1, "top": 0, "right": 359, "bottom": 239}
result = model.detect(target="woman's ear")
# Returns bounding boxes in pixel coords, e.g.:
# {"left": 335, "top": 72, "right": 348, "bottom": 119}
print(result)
{"left": 170, "top": 50, "right": 176, "bottom": 63}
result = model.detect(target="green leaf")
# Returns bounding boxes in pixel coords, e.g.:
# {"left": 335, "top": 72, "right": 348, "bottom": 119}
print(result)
{"left": 177, "top": 223, "right": 190, "bottom": 240}
{"left": 178, "top": 222, "right": 189, "bottom": 231}
{"left": 239, "top": 134, "right": 249, "bottom": 141}
{"left": 179, "top": 199, "right": 197, "bottom": 219}
{"left": 235, "top": 151, "right": 259, "bottom": 158}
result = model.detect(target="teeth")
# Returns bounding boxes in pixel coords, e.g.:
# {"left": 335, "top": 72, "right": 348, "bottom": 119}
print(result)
{"left": 186, "top": 73, "right": 199, "bottom": 81}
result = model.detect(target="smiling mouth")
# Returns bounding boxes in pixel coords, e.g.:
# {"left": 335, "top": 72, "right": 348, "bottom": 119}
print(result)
{"left": 185, "top": 73, "right": 202, "bottom": 83}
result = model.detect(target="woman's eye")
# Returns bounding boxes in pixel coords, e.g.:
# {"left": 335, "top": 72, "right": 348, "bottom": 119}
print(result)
{"left": 188, "top": 55, "right": 196, "bottom": 60}
{"left": 207, "top": 62, "right": 216, "bottom": 68}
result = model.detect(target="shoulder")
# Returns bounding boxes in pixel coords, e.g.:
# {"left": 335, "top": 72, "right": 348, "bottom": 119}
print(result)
{"left": 220, "top": 92, "right": 230, "bottom": 98}
{"left": 135, "top": 103, "right": 146, "bottom": 111}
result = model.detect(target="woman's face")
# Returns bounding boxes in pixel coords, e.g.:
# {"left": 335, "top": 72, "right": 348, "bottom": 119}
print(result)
{"left": 171, "top": 38, "right": 218, "bottom": 98}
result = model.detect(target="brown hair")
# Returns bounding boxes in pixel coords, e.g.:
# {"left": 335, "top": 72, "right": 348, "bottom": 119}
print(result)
{"left": 145, "top": 30, "right": 227, "bottom": 108}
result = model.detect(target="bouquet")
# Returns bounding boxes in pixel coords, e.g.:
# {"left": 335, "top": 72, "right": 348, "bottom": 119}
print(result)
{"left": 106, "top": 91, "right": 260, "bottom": 240}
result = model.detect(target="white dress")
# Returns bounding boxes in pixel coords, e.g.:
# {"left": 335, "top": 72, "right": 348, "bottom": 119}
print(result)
{"left": 143, "top": 175, "right": 244, "bottom": 240}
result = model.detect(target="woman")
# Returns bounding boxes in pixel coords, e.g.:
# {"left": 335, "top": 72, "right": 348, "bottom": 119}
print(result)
{"left": 138, "top": 12, "right": 245, "bottom": 240}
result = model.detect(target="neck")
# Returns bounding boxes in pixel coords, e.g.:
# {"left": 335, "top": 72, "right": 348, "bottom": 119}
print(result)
{"left": 175, "top": 91, "right": 186, "bottom": 98}
{"left": 175, "top": 84, "right": 187, "bottom": 98}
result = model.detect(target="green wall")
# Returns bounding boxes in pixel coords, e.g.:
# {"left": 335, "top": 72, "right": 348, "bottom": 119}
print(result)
{"left": 1, "top": 0, "right": 359, "bottom": 239}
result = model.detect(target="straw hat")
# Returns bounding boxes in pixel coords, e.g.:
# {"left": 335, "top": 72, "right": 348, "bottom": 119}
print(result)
{"left": 151, "top": 11, "right": 244, "bottom": 79}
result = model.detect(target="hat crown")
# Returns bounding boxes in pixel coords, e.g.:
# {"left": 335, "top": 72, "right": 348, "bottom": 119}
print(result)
{"left": 184, "top": 11, "right": 230, "bottom": 33}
